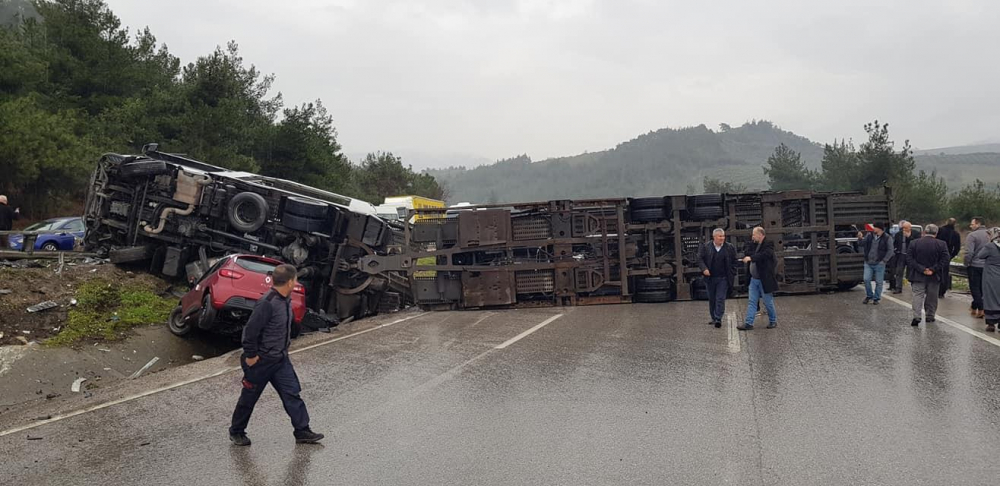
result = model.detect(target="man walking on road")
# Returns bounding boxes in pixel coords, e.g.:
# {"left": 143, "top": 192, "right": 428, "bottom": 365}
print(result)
{"left": 859, "top": 222, "right": 894, "bottom": 305}
{"left": 698, "top": 228, "right": 739, "bottom": 328}
{"left": 906, "top": 224, "right": 950, "bottom": 326}
{"left": 936, "top": 218, "right": 962, "bottom": 297}
{"left": 966, "top": 217, "right": 989, "bottom": 319}
{"left": 891, "top": 221, "right": 916, "bottom": 294}
{"left": 0, "top": 195, "right": 20, "bottom": 249}
{"left": 230, "top": 263, "right": 324, "bottom": 447}
{"left": 738, "top": 227, "right": 778, "bottom": 331}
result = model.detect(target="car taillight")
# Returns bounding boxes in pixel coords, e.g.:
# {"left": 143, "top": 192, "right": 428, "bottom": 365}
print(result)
{"left": 293, "top": 284, "right": 305, "bottom": 294}
{"left": 219, "top": 269, "right": 245, "bottom": 279}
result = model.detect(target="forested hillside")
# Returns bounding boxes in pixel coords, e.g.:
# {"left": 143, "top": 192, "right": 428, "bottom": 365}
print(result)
{"left": 0, "top": 0, "right": 442, "bottom": 219}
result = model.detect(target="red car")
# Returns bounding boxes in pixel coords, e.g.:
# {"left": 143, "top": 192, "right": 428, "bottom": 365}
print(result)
{"left": 168, "top": 254, "right": 306, "bottom": 337}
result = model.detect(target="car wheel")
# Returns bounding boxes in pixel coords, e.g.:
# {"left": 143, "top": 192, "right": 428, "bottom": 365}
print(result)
{"left": 168, "top": 306, "right": 193, "bottom": 337}
{"left": 119, "top": 159, "right": 170, "bottom": 178}
{"left": 282, "top": 212, "right": 329, "bottom": 233}
{"left": 284, "top": 196, "right": 330, "bottom": 219}
{"left": 41, "top": 242, "right": 60, "bottom": 252}
{"left": 198, "top": 292, "right": 217, "bottom": 330}
{"left": 226, "top": 192, "right": 269, "bottom": 233}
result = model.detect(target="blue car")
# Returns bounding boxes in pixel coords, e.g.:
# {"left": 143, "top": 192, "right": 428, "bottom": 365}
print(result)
{"left": 8, "top": 217, "right": 86, "bottom": 251}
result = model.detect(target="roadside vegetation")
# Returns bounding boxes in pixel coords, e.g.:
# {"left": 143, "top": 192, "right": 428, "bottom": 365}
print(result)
{"left": 46, "top": 279, "right": 175, "bottom": 346}
{"left": 0, "top": 0, "right": 444, "bottom": 221}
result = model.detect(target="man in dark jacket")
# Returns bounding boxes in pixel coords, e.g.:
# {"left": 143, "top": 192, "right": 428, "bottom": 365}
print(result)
{"left": 891, "top": 221, "right": 917, "bottom": 294}
{"left": 738, "top": 227, "right": 778, "bottom": 330}
{"left": 0, "top": 195, "right": 20, "bottom": 249}
{"left": 229, "top": 264, "right": 324, "bottom": 447}
{"left": 698, "top": 228, "right": 739, "bottom": 328}
{"left": 936, "top": 218, "right": 961, "bottom": 297}
{"left": 906, "top": 224, "right": 951, "bottom": 326}
{"left": 858, "top": 222, "right": 894, "bottom": 305}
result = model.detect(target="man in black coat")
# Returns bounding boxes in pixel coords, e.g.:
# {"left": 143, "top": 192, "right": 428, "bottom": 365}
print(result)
{"left": 936, "top": 218, "right": 961, "bottom": 297}
{"left": 906, "top": 224, "right": 951, "bottom": 326}
{"left": 229, "top": 263, "right": 324, "bottom": 447}
{"left": 738, "top": 226, "right": 778, "bottom": 330}
{"left": 698, "top": 228, "right": 739, "bottom": 328}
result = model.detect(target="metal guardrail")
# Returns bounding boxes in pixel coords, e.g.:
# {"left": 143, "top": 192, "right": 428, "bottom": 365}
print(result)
{"left": 951, "top": 261, "right": 968, "bottom": 279}
{"left": 0, "top": 229, "right": 84, "bottom": 256}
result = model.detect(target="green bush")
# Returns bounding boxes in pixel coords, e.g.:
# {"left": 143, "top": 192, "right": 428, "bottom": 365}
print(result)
{"left": 48, "top": 279, "right": 174, "bottom": 346}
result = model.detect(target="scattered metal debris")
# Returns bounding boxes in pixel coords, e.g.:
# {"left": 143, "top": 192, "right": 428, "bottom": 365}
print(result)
{"left": 70, "top": 298, "right": 78, "bottom": 306}
{"left": 129, "top": 356, "right": 160, "bottom": 379}
{"left": 26, "top": 301, "right": 58, "bottom": 313}
{"left": 71, "top": 377, "right": 87, "bottom": 393}
{"left": 191, "top": 355, "right": 204, "bottom": 361}
{"left": 0, "top": 289, "right": 12, "bottom": 295}
{"left": 26, "top": 436, "right": 43, "bottom": 441}
{"left": 45, "top": 393, "right": 60, "bottom": 400}
{"left": 15, "top": 336, "right": 28, "bottom": 345}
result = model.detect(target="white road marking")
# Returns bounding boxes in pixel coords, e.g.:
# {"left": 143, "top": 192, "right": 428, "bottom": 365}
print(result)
{"left": 882, "top": 294, "right": 1000, "bottom": 348}
{"left": 495, "top": 314, "right": 564, "bottom": 349}
{"left": 0, "top": 312, "right": 427, "bottom": 438}
{"left": 727, "top": 312, "right": 741, "bottom": 353}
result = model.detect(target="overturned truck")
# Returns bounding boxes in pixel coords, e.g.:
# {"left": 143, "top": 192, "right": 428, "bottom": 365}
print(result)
{"left": 358, "top": 190, "right": 893, "bottom": 309}
{"left": 83, "top": 144, "right": 399, "bottom": 325}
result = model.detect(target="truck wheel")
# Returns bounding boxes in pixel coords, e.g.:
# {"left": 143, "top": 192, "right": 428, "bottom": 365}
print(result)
{"left": 630, "top": 197, "right": 666, "bottom": 210}
{"left": 120, "top": 160, "right": 169, "bottom": 178}
{"left": 690, "top": 206, "right": 724, "bottom": 220}
{"left": 282, "top": 212, "right": 329, "bottom": 233}
{"left": 284, "top": 196, "right": 330, "bottom": 219}
{"left": 634, "top": 290, "right": 670, "bottom": 303}
{"left": 631, "top": 208, "right": 665, "bottom": 223}
{"left": 168, "top": 306, "right": 193, "bottom": 337}
{"left": 636, "top": 277, "right": 671, "bottom": 292}
{"left": 227, "top": 192, "right": 269, "bottom": 233}
{"left": 692, "top": 194, "right": 723, "bottom": 206}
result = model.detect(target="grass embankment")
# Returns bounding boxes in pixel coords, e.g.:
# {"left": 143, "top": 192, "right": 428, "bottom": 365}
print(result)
{"left": 47, "top": 279, "right": 175, "bottom": 346}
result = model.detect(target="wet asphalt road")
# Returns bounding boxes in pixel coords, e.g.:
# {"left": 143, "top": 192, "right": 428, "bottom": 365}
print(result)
{"left": 4, "top": 289, "right": 1000, "bottom": 485}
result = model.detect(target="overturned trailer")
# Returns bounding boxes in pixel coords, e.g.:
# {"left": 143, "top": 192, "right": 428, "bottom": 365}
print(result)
{"left": 358, "top": 190, "right": 893, "bottom": 309}
{"left": 83, "top": 144, "right": 400, "bottom": 328}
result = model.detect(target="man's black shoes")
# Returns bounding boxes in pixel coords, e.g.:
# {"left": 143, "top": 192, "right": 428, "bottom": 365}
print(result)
{"left": 863, "top": 298, "right": 871, "bottom": 304}
{"left": 926, "top": 316, "right": 936, "bottom": 323}
{"left": 892, "top": 290, "right": 902, "bottom": 294}
{"left": 230, "top": 433, "right": 251, "bottom": 447}
{"left": 911, "top": 319, "right": 920, "bottom": 327}
{"left": 294, "top": 429, "right": 325, "bottom": 444}
{"left": 767, "top": 322, "right": 777, "bottom": 329}
{"left": 736, "top": 324, "right": 753, "bottom": 331}
{"left": 872, "top": 300, "right": 880, "bottom": 306}
{"left": 714, "top": 321, "right": 722, "bottom": 328}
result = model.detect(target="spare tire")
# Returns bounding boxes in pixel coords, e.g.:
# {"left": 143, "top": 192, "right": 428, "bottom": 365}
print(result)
{"left": 282, "top": 212, "right": 329, "bottom": 233}
{"left": 690, "top": 206, "right": 725, "bottom": 220}
{"left": 692, "top": 194, "right": 723, "bottom": 206}
{"left": 120, "top": 160, "right": 169, "bottom": 178}
{"left": 284, "top": 196, "right": 329, "bottom": 219}
{"left": 227, "top": 192, "right": 269, "bottom": 233}
{"left": 636, "top": 277, "right": 671, "bottom": 292}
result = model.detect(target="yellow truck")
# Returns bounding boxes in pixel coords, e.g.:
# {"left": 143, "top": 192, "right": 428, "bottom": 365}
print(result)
{"left": 376, "top": 196, "right": 445, "bottom": 223}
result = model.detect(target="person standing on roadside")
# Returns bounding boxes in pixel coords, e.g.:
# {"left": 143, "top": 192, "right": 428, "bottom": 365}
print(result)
{"left": 0, "top": 195, "right": 20, "bottom": 249}
{"left": 891, "top": 221, "right": 917, "bottom": 294}
{"left": 229, "top": 263, "right": 324, "bottom": 447}
{"left": 976, "top": 227, "right": 1000, "bottom": 332}
{"left": 905, "top": 224, "right": 950, "bottom": 326}
{"left": 936, "top": 218, "right": 962, "bottom": 297}
{"left": 698, "top": 228, "right": 739, "bottom": 328}
{"left": 738, "top": 227, "right": 778, "bottom": 331}
{"left": 965, "top": 217, "right": 989, "bottom": 319}
{"left": 858, "top": 222, "right": 894, "bottom": 305}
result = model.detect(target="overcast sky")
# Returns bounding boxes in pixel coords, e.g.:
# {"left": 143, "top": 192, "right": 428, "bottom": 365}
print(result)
{"left": 106, "top": 0, "right": 1000, "bottom": 168}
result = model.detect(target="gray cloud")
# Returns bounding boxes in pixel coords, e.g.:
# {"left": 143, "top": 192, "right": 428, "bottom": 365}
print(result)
{"left": 106, "top": 0, "right": 1000, "bottom": 166}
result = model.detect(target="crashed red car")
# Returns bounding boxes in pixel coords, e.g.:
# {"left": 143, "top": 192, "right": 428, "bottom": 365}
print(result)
{"left": 168, "top": 254, "right": 305, "bottom": 337}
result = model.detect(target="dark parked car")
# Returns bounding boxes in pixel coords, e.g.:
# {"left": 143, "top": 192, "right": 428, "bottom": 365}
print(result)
{"left": 168, "top": 254, "right": 306, "bottom": 337}
{"left": 8, "top": 217, "right": 85, "bottom": 251}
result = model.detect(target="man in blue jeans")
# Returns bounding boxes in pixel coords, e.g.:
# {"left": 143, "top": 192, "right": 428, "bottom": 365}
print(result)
{"left": 738, "top": 227, "right": 778, "bottom": 330}
{"left": 858, "top": 221, "right": 894, "bottom": 305}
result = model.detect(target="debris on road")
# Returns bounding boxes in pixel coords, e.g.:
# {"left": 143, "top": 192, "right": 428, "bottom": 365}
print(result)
{"left": 191, "top": 355, "right": 204, "bottom": 361}
{"left": 71, "top": 377, "right": 87, "bottom": 393}
{"left": 26, "top": 301, "right": 58, "bottom": 313}
{"left": 45, "top": 393, "right": 60, "bottom": 400}
{"left": 26, "top": 436, "right": 43, "bottom": 441}
{"left": 70, "top": 298, "right": 78, "bottom": 306}
{"left": 129, "top": 356, "right": 159, "bottom": 379}
{"left": 0, "top": 289, "right": 12, "bottom": 295}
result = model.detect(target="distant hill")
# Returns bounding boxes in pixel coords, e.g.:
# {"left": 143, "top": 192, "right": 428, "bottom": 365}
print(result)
{"left": 429, "top": 121, "right": 1000, "bottom": 204}
{"left": 430, "top": 121, "right": 824, "bottom": 203}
